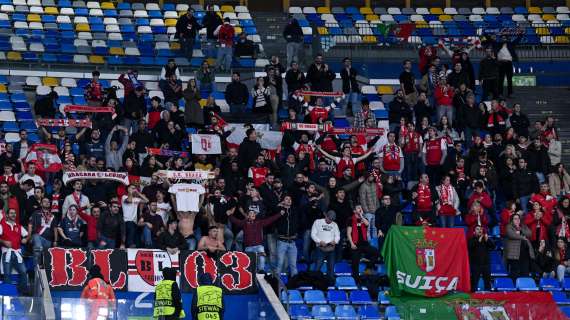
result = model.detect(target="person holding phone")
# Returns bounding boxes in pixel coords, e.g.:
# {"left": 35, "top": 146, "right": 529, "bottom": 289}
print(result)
{"left": 347, "top": 205, "right": 378, "bottom": 280}
{"left": 468, "top": 225, "right": 494, "bottom": 291}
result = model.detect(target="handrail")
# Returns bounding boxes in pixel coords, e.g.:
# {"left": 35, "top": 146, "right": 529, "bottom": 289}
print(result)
{"left": 256, "top": 273, "right": 290, "bottom": 320}
{"left": 37, "top": 267, "right": 56, "bottom": 320}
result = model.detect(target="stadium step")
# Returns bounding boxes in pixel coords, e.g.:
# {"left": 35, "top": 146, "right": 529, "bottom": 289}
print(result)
{"left": 252, "top": 12, "right": 291, "bottom": 61}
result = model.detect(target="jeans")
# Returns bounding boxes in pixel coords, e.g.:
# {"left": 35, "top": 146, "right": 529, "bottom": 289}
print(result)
{"left": 404, "top": 152, "right": 419, "bottom": 183}
{"left": 314, "top": 247, "right": 335, "bottom": 280}
{"left": 216, "top": 46, "right": 233, "bottom": 72}
{"left": 277, "top": 240, "right": 298, "bottom": 276}
{"left": 230, "top": 103, "right": 246, "bottom": 114}
{"left": 2, "top": 252, "right": 28, "bottom": 291}
{"left": 557, "top": 265, "right": 570, "bottom": 282}
{"left": 125, "top": 221, "right": 138, "bottom": 248}
{"left": 302, "top": 230, "right": 312, "bottom": 262}
{"left": 122, "top": 118, "right": 139, "bottom": 135}
{"left": 463, "top": 127, "right": 479, "bottom": 149}
{"left": 519, "top": 195, "right": 531, "bottom": 214}
{"left": 142, "top": 226, "right": 153, "bottom": 248}
{"left": 204, "top": 39, "right": 217, "bottom": 58}
{"left": 99, "top": 235, "right": 116, "bottom": 249}
{"left": 220, "top": 225, "right": 234, "bottom": 251}
{"left": 234, "top": 231, "right": 243, "bottom": 251}
{"left": 198, "top": 81, "right": 213, "bottom": 94}
{"left": 439, "top": 215, "right": 455, "bottom": 228}
{"left": 437, "top": 105, "right": 454, "bottom": 126}
{"left": 245, "top": 245, "right": 266, "bottom": 273}
{"left": 180, "top": 36, "right": 195, "bottom": 60}
{"left": 365, "top": 213, "right": 376, "bottom": 240}
{"left": 340, "top": 91, "right": 359, "bottom": 116}
{"left": 266, "top": 232, "right": 278, "bottom": 273}
{"left": 32, "top": 234, "right": 51, "bottom": 267}
{"left": 536, "top": 172, "right": 546, "bottom": 184}
{"left": 335, "top": 233, "right": 346, "bottom": 263}
{"left": 286, "top": 42, "right": 302, "bottom": 66}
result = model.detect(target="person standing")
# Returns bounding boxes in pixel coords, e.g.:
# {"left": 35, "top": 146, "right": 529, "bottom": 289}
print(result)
{"left": 201, "top": 5, "right": 222, "bottom": 58}
{"left": 306, "top": 54, "right": 336, "bottom": 95}
{"left": 340, "top": 57, "right": 360, "bottom": 116}
{"left": 422, "top": 127, "right": 447, "bottom": 184}
{"left": 183, "top": 79, "right": 204, "bottom": 127}
{"left": 175, "top": 8, "right": 201, "bottom": 60}
{"left": 283, "top": 18, "right": 304, "bottom": 66}
{"left": 399, "top": 59, "right": 417, "bottom": 107}
{"left": 468, "top": 225, "right": 494, "bottom": 291}
{"left": 504, "top": 213, "right": 534, "bottom": 279}
{"left": 512, "top": 158, "right": 539, "bottom": 214}
{"left": 347, "top": 205, "right": 379, "bottom": 280}
{"left": 191, "top": 273, "right": 223, "bottom": 320}
{"left": 0, "top": 208, "right": 29, "bottom": 293}
{"left": 154, "top": 267, "right": 185, "bottom": 320}
{"left": 215, "top": 18, "right": 235, "bottom": 73}
{"left": 311, "top": 210, "right": 340, "bottom": 281}
{"left": 492, "top": 33, "right": 523, "bottom": 98}
{"left": 159, "top": 59, "right": 181, "bottom": 92}
{"left": 479, "top": 48, "right": 500, "bottom": 101}
{"left": 275, "top": 195, "right": 299, "bottom": 277}
{"left": 224, "top": 72, "right": 249, "bottom": 115}
{"left": 80, "top": 265, "right": 116, "bottom": 320}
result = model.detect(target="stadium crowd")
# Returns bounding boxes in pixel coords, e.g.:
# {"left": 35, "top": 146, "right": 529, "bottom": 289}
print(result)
{"left": 0, "top": 13, "right": 566, "bottom": 296}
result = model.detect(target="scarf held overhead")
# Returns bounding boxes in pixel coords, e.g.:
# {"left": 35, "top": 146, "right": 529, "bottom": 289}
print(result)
{"left": 157, "top": 170, "right": 215, "bottom": 180}
{"left": 35, "top": 118, "right": 92, "bottom": 128}
{"left": 63, "top": 105, "right": 115, "bottom": 113}
{"left": 62, "top": 171, "right": 130, "bottom": 185}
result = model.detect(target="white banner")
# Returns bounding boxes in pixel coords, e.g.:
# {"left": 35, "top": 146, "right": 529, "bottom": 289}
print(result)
{"left": 127, "top": 249, "right": 179, "bottom": 292}
{"left": 158, "top": 170, "right": 215, "bottom": 180}
{"left": 62, "top": 171, "right": 130, "bottom": 185}
{"left": 258, "top": 131, "right": 283, "bottom": 150}
{"left": 191, "top": 134, "right": 222, "bottom": 154}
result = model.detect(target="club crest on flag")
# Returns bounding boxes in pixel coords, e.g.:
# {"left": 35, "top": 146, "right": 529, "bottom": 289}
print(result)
{"left": 415, "top": 239, "right": 437, "bottom": 272}
{"left": 201, "top": 136, "right": 212, "bottom": 151}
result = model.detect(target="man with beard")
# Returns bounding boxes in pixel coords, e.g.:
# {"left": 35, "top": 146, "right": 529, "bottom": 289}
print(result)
{"left": 28, "top": 197, "right": 57, "bottom": 266}
{"left": 328, "top": 189, "right": 352, "bottom": 261}
{"left": 97, "top": 201, "right": 125, "bottom": 249}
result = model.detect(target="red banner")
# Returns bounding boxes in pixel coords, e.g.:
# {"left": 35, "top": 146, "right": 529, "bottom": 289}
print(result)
{"left": 36, "top": 118, "right": 92, "bottom": 128}
{"left": 63, "top": 105, "right": 115, "bottom": 113}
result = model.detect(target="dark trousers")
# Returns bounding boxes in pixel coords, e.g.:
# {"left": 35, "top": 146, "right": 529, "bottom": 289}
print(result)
{"left": 471, "top": 264, "right": 491, "bottom": 291}
{"left": 350, "top": 242, "right": 379, "bottom": 279}
{"left": 498, "top": 61, "right": 514, "bottom": 97}
{"left": 508, "top": 258, "right": 530, "bottom": 279}
{"left": 481, "top": 78, "right": 499, "bottom": 101}
{"left": 404, "top": 152, "right": 419, "bottom": 183}
{"left": 413, "top": 209, "right": 436, "bottom": 225}
{"left": 425, "top": 165, "right": 441, "bottom": 186}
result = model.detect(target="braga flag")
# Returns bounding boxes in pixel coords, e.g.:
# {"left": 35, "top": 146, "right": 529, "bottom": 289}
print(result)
{"left": 381, "top": 226, "right": 470, "bottom": 297}
{"left": 25, "top": 144, "right": 62, "bottom": 172}
{"left": 191, "top": 134, "right": 222, "bottom": 154}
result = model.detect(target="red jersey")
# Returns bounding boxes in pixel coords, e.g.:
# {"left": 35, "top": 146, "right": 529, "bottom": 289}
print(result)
{"left": 351, "top": 144, "right": 366, "bottom": 173}
{"left": 335, "top": 157, "right": 355, "bottom": 178}
{"left": 416, "top": 183, "right": 432, "bottom": 211}
{"left": 308, "top": 106, "right": 330, "bottom": 123}
{"left": 380, "top": 143, "right": 402, "bottom": 171}
{"left": 403, "top": 131, "right": 422, "bottom": 153}
{"left": 0, "top": 174, "right": 16, "bottom": 186}
{"left": 249, "top": 166, "right": 269, "bottom": 188}
{"left": 0, "top": 220, "right": 23, "bottom": 250}
{"left": 295, "top": 143, "right": 315, "bottom": 171}
{"left": 424, "top": 138, "right": 445, "bottom": 166}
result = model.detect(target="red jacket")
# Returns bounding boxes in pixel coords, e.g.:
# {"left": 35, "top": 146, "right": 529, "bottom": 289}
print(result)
{"left": 78, "top": 211, "right": 98, "bottom": 242}
{"left": 467, "top": 191, "right": 493, "bottom": 210}
{"left": 218, "top": 23, "right": 235, "bottom": 47}
{"left": 465, "top": 210, "right": 489, "bottom": 238}
{"left": 434, "top": 85, "right": 455, "bottom": 106}
{"left": 500, "top": 209, "right": 515, "bottom": 236}
{"left": 531, "top": 193, "right": 557, "bottom": 216}
{"left": 524, "top": 212, "right": 552, "bottom": 242}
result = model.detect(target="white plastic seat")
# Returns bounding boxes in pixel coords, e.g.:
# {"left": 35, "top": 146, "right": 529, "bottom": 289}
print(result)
{"left": 222, "top": 12, "right": 236, "bottom": 20}
{"left": 29, "top": 21, "right": 42, "bottom": 29}
{"left": 133, "top": 10, "right": 148, "bottom": 18}
{"left": 0, "top": 5, "right": 15, "bottom": 12}
{"left": 73, "top": 16, "right": 88, "bottom": 23}
{"left": 321, "top": 13, "right": 336, "bottom": 22}
{"left": 546, "top": 20, "right": 560, "bottom": 26}
{"left": 486, "top": 7, "right": 500, "bottom": 14}
{"left": 137, "top": 25, "right": 151, "bottom": 33}
{"left": 302, "top": 7, "right": 316, "bottom": 14}
{"left": 61, "top": 78, "right": 77, "bottom": 87}
{"left": 380, "top": 14, "right": 394, "bottom": 22}
{"left": 164, "top": 11, "right": 177, "bottom": 19}
{"left": 472, "top": 7, "right": 485, "bottom": 14}
{"left": 26, "top": 76, "right": 42, "bottom": 86}
{"left": 557, "top": 14, "right": 570, "bottom": 21}
{"left": 410, "top": 14, "right": 424, "bottom": 21}
{"left": 528, "top": 14, "right": 542, "bottom": 21}
{"left": 10, "top": 35, "right": 24, "bottom": 43}
{"left": 5, "top": 132, "right": 20, "bottom": 143}
{"left": 301, "top": 26, "right": 312, "bottom": 35}
{"left": 103, "top": 17, "right": 117, "bottom": 25}
{"left": 237, "top": 12, "right": 251, "bottom": 20}
{"left": 288, "top": 6, "right": 302, "bottom": 14}
{"left": 235, "top": 6, "right": 248, "bottom": 13}
{"left": 27, "top": 0, "right": 41, "bottom": 6}
{"left": 512, "top": 14, "right": 526, "bottom": 22}
{"left": 91, "top": 39, "right": 106, "bottom": 47}
{"left": 107, "top": 32, "right": 122, "bottom": 40}
{"left": 0, "top": 13, "right": 7, "bottom": 20}
{"left": 13, "top": 0, "right": 26, "bottom": 5}
{"left": 73, "top": 54, "right": 88, "bottom": 63}
{"left": 415, "top": 8, "right": 429, "bottom": 15}
{"left": 125, "top": 47, "right": 140, "bottom": 56}
{"left": 29, "top": 42, "right": 44, "bottom": 52}
{"left": 557, "top": 6, "right": 570, "bottom": 14}
{"left": 0, "top": 111, "right": 16, "bottom": 122}
{"left": 146, "top": 3, "right": 160, "bottom": 11}
{"left": 89, "top": 8, "right": 103, "bottom": 16}
{"left": 247, "top": 34, "right": 261, "bottom": 42}
{"left": 148, "top": 90, "right": 163, "bottom": 100}
{"left": 540, "top": 36, "right": 554, "bottom": 44}
{"left": 53, "top": 86, "right": 69, "bottom": 96}
{"left": 150, "top": 18, "right": 164, "bottom": 26}
{"left": 60, "top": 7, "right": 74, "bottom": 15}
{"left": 29, "top": 6, "right": 43, "bottom": 13}
{"left": 387, "top": 7, "right": 401, "bottom": 15}
{"left": 86, "top": 1, "right": 99, "bottom": 9}
{"left": 407, "top": 35, "right": 422, "bottom": 44}
{"left": 166, "top": 27, "right": 176, "bottom": 34}
{"left": 444, "top": 8, "right": 458, "bottom": 15}
{"left": 155, "top": 42, "right": 169, "bottom": 49}
{"left": 105, "top": 24, "right": 119, "bottom": 32}
{"left": 469, "top": 15, "right": 483, "bottom": 22}
{"left": 77, "top": 32, "right": 92, "bottom": 40}
{"left": 14, "top": 21, "right": 28, "bottom": 29}
{"left": 175, "top": 4, "right": 188, "bottom": 12}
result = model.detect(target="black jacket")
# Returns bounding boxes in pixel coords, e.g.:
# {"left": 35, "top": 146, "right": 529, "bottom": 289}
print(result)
{"left": 512, "top": 169, "right": 539, "bottom": 198}
{"left": 526, "top": 146, "right": 550, "bottom": 174}
{"left": 237, "top": 138, "right": 262, "bottom": 171}
{"left": 124, "top": 92, "right": 146, "bottom": 120}
{"left": 224, "top": 81, "right": 249, "bottom": 105}
{"left": 491, "top": 35, "right": 523, "bottom": 62}
{"left": 283, "top": 19, "right": 303, "bottom": 43}
{"left": 175, "top": 14, "right": 201, "bottom": 39}
{"left": 97, "top": 209, "right": 125, "bottom": 244}
{"left": 201, "top": 11, "right": 222, "bottom": 40}
{"left": 447, "top": 70, "right": 471, "bottom": 89}
{"left": 509, "top": 112, "right": 530, "bottom": 138}
{"left": 413, "top": 100, "right": 434, "bottom": 124}
{"left": 275, "top": 205, "right": 299, "bottom": 238}
{"left": 468, "top": 236, "right": 495, "bottom": 266}
{"left": 375, "top": 203, "right": 406, "bottom": 234}
{"left": 479, "top": 57, "right": 499, "bottom": 80}
{"left": 285, "top": 69, "right": 306, "bottom": 94}
{"left": 131, "top": 130, "right": 155, "bottom": 154}
{"left": 234, "top": 39, "right": 256, "bottom": 57}
{"left": 34, "top": 96, "right": 56, "bottom": 118}
{"left": 388, "top": 98, "right": 413, "bottom": 124}
{"left": 306, "top": 64, "right": 335, "bottom": 92}
{"left": 157, "top": 230, "right": 189, "bottom": 250}
{"left": 458, "top": 103, "right": 483, "bottom": 130}
{"left": 328, "top": 199, "right": 352, "bottom": 230}
{"left": 340, "top": 67, "right": 359, "bottom": 94}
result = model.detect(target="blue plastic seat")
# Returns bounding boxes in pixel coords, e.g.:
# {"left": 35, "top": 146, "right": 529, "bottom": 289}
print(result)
{"left": 490, "top": 263, "right": 508, "bottom": 276}
{"left": 385, "top": 306, "right": 401, "bottom": 320}
{"left": 281, "top": 289, "right": 303, "bottom": 304}
{"left": 552, "top": 291, "right": 570, "bottom": 304}
{"left": 359, "top": 305, "right": 381, "bottom": 319}
{"left": 290, "top": 305, "right": 310, "bottom": 319}
{"left": 311, "top": 305, "right": 334, "bottom": 319}
{"left": 42, "top": 53, "right": 58, "bottom": 63}
{"left": 493, "top": 277, "right": 516, "bottom": 291}
{"left": 0, "top": 101, "right": 12, "bottom": 111}
{"left": 350, "top": 290, "right": 372, "bottom": 304}
{"left": 516, "top": 277, "right": 538, "bottom": 291}
{"left": 336, "top": 276, "right": 357, "bottom": 290}
{"left": 561, "top": 306, "right": 570, "bottom": 317}
{"left": 304, "top": 290, "right": 327, "bottom": 304}
{"left": 3, "top": 122, "right": 19, "bottom": 132}
{"left": 103, "top": 9, "right": 117, "bottom": 17}
{"left": 334, "top": 262, "right": 351, "bottom": 275}
{"left": 378, "top": 291, "right": 391, "bottom": 304}
{"left": 335, "top": 305, "right": 357, "bottom": 319}
{"left": 540, "top": 278, "right": 563, "bottom": 291}
{"left": 0, "top": 284, "right": 18, "bottom": 296}
{"left": 327, "top": 290, "right": 348, "bottom": 304}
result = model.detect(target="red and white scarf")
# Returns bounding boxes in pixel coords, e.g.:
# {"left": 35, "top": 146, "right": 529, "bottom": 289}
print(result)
{"left": 37, "top": 210, "right": 54, "bottom": 235}
{"left": 440, "top": 184, "right": 454, "bottom": 205}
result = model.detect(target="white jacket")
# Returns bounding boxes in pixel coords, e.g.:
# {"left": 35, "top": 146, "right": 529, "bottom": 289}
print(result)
{"left": 311, "top": 218, "right": 340, "bottom": 245}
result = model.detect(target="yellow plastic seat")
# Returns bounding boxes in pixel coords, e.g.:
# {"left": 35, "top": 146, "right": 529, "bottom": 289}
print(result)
{"left": 100, "top": 2, "right": 115, "bottom": 9}
{"left": 555, "top": 35, "right": 569, "bottom": 43}
{"left": 199, "top": 99, "right": 207, "bottom": 107}
{"left": 165, "top": 18, "right": 177, "bottom": 27}
{"left": 7, "top": 52, "right": 22, "bottom": 61}
{"left": 438, "top": 15, "right": 452, "bottom": 22}
{"left": 377, "top": 85, "right": 394, "bottom": 95}
{"left": 206, "top": 58, "right": 216, "bottom": 66}
{"left": 0, "top": 84, "right": 6, "bottom": 93}
{"left": 528, "top": 7, "right": 542, "bottom": 14}
{"left": 44, "top": 7, "right": 58, "bottom": 14}
{"left": 75, "top": 23, "right": 90, "bottom": 32}
{"left": 430, "top": 8, "right": 444, "bottom": 15}
{"left": 233, "top": 26, "right": 242, "bottom": 35}
{"left": 362, "top": 35, "right": 377, "bottom": 43}
{"left": 318, "top": 27, "right": 328, "bottom": 35}
{"left": 317, "top": 7, "right": 330, "bottom": 14}
{"left": 109, "top": 47, "right": 124, "bottom": 55}
{"left": 535, "top": 27, "right": 550, "bottom": 35}
{"left": 543, "top": 14, "right": 556, "bottom": 21}
{"left": 360, "top": 7, "right": 373, "bottom": 15}
{"left": 89, "top": 55, "right": 105, "bottom": 64}
{"left": 42, "top": 77, "right": 58, "bottom": 86}
{"left": 565, "top": 27, "right": 570, "bottom": 34}
{"left": 415, "top": 21, "right": 428, "bottom": 28}
{"left": 220, "top": 5, "right": 234, "bottom": 12}
{"left": 170, "top": 42, "right": 180, "bottom": 50}
{"left": 366, "top": 14, "right": 379, "bottom": 21}
{"left": 27, "top": 14, "right": 41, "bottom": 22}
